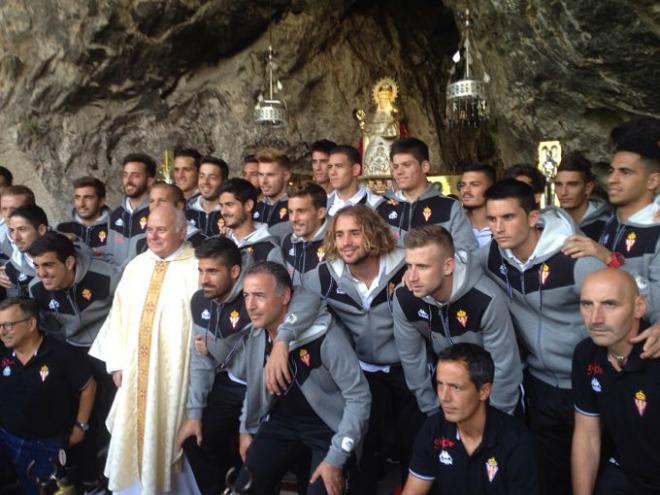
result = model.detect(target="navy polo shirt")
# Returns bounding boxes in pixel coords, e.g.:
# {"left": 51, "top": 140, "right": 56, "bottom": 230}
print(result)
{"left": 572, "top": 338, "right": 660, "bottom": 491}
{"left": 0, "top": 336, "right": 92, "bottom": 439}
{"left": 409, "top": 406, "right": 538, "bottom": 494}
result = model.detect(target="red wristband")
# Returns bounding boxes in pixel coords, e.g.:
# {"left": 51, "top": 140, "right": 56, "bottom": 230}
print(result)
{"left": 607, "top": 252, "right": 625, "bottom": 268}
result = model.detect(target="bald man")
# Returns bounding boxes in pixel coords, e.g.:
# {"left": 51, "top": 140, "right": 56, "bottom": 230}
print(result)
{"left": 90, "top": 204, "right": 201, "bottom": 494}
{"left": 132, "top": 182, "right": 205, "bottom": 256}
{"left": 572, "top": 268, "right": 660, "bottom": 495}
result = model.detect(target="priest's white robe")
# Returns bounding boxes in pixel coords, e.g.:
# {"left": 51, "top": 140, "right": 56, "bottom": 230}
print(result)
{"left": 90, "top": 243, "right": 200, "bottom": 494}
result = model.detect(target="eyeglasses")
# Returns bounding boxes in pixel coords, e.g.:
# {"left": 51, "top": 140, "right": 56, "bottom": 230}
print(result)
{"left": 0, "top": 317, "right": 31, "bottom": 331}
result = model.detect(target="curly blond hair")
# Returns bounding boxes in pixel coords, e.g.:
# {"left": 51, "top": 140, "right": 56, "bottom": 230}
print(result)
{"left": 324, "top": 204, "right": 395, "bottom": 261}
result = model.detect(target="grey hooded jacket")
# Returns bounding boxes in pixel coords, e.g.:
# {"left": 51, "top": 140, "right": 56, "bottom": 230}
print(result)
{"left": 229, "top": 226, "right": 285, "bottom": 269}
{"left": 237, "top": 311, "right": 371, "bottom": 469}
{"left": 376, "top": 184, "right": 478, "bottom": 252}
{"left": 599, "top": 201, "right": 660, "bottom": 323}
{"left": 476, "top": 207, "right": 606, "bottom": 389}
{"left": 393, "top": 250, "right": 522, "bottom": 414}
{"left": 577, "top": 198, "right": 610, "bottom": 241}
{"left": 302, "top": 248, "right": 407, "bottom": 365}
{"left": 281, "top": 220, "right": 329, "bottom": 286}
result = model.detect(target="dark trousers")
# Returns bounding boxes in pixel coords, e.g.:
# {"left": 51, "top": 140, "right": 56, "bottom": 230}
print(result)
{"left": 354, "top": 367, "right": 425, "bottom": 494}
{"left": 0, "top": 428, "right": 66, "bottom": 495}
{"left": 236, "top": 415, "right": 335, "bottom": 495}
{"left": 524, "top": 373, "right": 574, "bottom": 495}
{"left": 183, "top": 373, "right": 245, "bottom": 495}
{"left": 67, "top": 347, "right": 115, "bottom": 486}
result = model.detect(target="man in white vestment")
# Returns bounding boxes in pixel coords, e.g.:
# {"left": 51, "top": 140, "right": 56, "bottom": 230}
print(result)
{"left": 90, "top": 205, "right": 201, "bottom": 494}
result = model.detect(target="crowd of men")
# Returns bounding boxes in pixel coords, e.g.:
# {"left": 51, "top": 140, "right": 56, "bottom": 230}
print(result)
{"left": 0, "top": 116, "right": 659, "bottom": 495}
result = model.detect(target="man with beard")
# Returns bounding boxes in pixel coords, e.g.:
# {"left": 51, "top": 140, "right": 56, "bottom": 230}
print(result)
{"left": 301, "top": 205, "right": 423, "bottom": 493}
{"left": 253, "top": 149, "right": 292, "bottom": 241}
{"left": 218, "top": 178, "right": 284, "bottom": 268}
{"left": 106, "top": 153, "right": 155, "bottom": 267}
{"left": 57, "top": 177, "right": 111, "bottom": 259}
{"left": 186, "top": 156, "right": 228, "bottom": 237}
{"left": 554, "top": 152, "right": 609, "bottom": 241}
{"left": 173, "top": 146, "right": 202, "bottom": 202}
{"left": 458, "top": 163, "right": 496, "bottom": 247}
{"left": 281, "top": 182, "right": 328, "bottom": 286}
{"left": 311, "top": 139, "right": 337, "bottom": 194}
{"left": 563, "top": 117, "right": 660, "bottom": 323}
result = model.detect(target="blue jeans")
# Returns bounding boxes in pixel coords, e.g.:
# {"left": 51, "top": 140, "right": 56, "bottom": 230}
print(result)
{"left": 0, "top": 428, "right": 66, "bottom": 495}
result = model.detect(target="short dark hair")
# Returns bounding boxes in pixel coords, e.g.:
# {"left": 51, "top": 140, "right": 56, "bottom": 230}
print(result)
{"left": 437, "top": 343, "right": 494, "bottom": 390}
{"left": 404, "top": 225, "right": 454, "bottom": 256}
{"left": 2, "top": 185, "right": 35, "bottom": 204}
{"left": 329, "top": 145, "right": 361, "bottom": 165}
{"left": 556, "top": 151, "right": 594, "bottom": 182}
{"left": 390, "top": 137, "right": 430, "bottom": 163}
{"left": 504, "top": 164, "right": 546, "bottom": 194}
{"left": 311, "top": 139, "right": 337, "bottom": 155}
{"left": 461, "top": 162, "right": 496, "bottom": 184}
{"left": 243, "top": 154, "right": 258, "bottom": 164}
{"left": 611, "top": 117, "right": 660, "bottom": 172}
{"left": 218, "top": 178, "right": 258, "bottom": 205}
{"left": 0, "top": 166, "right": 13, "bottom": 186}
{"left": 174, "top": 146, "right": 202, "bottom": 170}
{"left": 9, "top": 204, "right": 48, "bottom": 229}
{"left": 28, "top": 231, "right": 76, "bottom": 263}
{"left": 485, "top": 178, "right": 537, "bottom": 214}
{"left": 195, "top": 236, "right": 242, "bottom": 270}
{"left": 73, "top": 176, "right": 106, "bottom": 198}
{"left": 122, "top": 153, "right": 157, "bottom": 178}
{"left": 245, "top": 261, "right": 293, "bottom": 294}
{"left": 0, "top": 296, "right": 40, "bottom": 321}
{"left": 288, "top": 182, "right": 328, "bottom": 210}
{"left": 200, "top": 156, "right": 229, "bottom": 181}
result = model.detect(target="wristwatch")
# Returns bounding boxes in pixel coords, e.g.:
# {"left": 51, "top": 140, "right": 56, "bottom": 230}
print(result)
{"left": 74, "top": 421, "right": 90, "bottom": 432}
{"left": 607, "top": 252, "right": 625, "bottom": 268}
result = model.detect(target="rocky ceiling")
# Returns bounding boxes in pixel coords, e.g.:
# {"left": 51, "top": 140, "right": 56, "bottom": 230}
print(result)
{"left": 0, "top": 0, "right": 658, "bottom": 219}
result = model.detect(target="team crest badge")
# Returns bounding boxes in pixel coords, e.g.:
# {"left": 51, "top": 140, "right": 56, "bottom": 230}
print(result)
{"left": 422, "top": 206, "right": 432, "bottom": 222}
{"left": 438, "top": 450, "right": 453, "bottom": 465}
{"left": 299, "top": 348, "right": 311, "bottom": 367}
{"left": 229, "top": 310, "right": 240, "bottom": 328}
{"left": 388, "top": 282, "right": 396, "bottom": 297}
{"left": 279, "top": 207, "right": 287, "bottom": 220}
{"left": 39, "top": 365, "right": 49, "bottom": 382}
{"left": 81, "top": 288, "right": 92, "bottom": 301}
{"left": 317, "top": 247, "right": 326, "bottom": 262}
{"left": 201, "top": 309, "right": 211, "bottom": 320}
{"left": 591, "top": 377, "right": 602, "bottom": 393}
{"left": 634, "top": 390, "right": 647, "bottom": 416}
{"left": 246, "top": 246, "right": 254, "bottom": 255}
{"left": 139, "top": 216, "right": 147, "bottom": 230}
{"left": 48, "top": 299, "right": 60, "bottom": 311}
{"left": 217, "top": 217, "right": 225, "bottom": 229}
{"left": 486, "top": 457, "right": 499, "bottom": 482}
{"left": 540, "top": 264, "right": 550, "bottom": 285}
{"left": 456, "top": 309, "right": 468, "bottom": 327}
{"left": 98, "top": 230, "right": 107, "bottom": 243}
{"left": 388, "top": 210, "right": 398, "bottom": 220}
{"left": 625, "top": 232, "right": 637, "bottom": 253}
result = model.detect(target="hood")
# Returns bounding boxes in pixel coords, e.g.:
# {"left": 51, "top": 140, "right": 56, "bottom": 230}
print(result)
{"left": 501, "top": 207, "right": 576, "bottom": 269}
{"left": 620, "top": 201, "right": 660, "bottom": 227}
{"left": 580, "top": 199, "right": 610, "bottom": 226}
{"left": 327, "top": 246, "right": 405, "bottom": 280}
{"left": 123, "top": 195, "right": 149, "bottom": 213}
{"left": 70, "top": 206, "right": 111, "bottom": 225}
{"left": 234, "top": 224, "right": 278, "bottom": 247}
{"left": 73, "top": 243, "right": 93, "bottom": 284}
{"left": 390, "top": 183, "right": 440, "bottom": 203}
{"left": 422, "top": 249, "right": 479, "bottom": 306}
{"left": 145, "top": 241, "right": 196, "bottom": 262}
{"left": 187, "top": 195, "right": 220, "bottom": 213}
{"left": 186, "top": 223, "right": 202, "bottom": 238}
{"left": 9, "top": 249, "right": 34, "bottom": 275}
{"left": 290, "top": 220, "right": 328, "bottom": 244}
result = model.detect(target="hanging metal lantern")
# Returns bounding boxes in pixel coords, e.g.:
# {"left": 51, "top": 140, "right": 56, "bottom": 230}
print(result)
{"left": 446, "top": 9, "right": 489, "bottom": 128}
{"left": 255, "top": 45, "right": 288, "bottom": 128}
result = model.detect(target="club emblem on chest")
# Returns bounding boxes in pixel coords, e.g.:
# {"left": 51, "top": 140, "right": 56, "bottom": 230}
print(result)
{"left": 139, "top": 216, "right": 147, "bottom": 230}
{"left": 486, "top": 457, "right": 499, "bottom": 482}
{"left": 540, "top": 263, "right": 550, "bottom": 285}
{"left": 456, "top": 309, "right": 468, "bottom": 327}
{"left": 299, "top": 348, "right": 311, "bottom": 367}
{"left": 98, "top": 230, "right": 107, "bottom": 243}
{"left": 422, "top": 206, "right": 432, "bottom": 222}
{"left": 279, "top": 207, "right": 287, "bottom": 220}
{"left": 634, "top": 390, "right": 647, "bottom": 416}
{"left": 229, "top": 310, "right": 240, "bottom": 329}
{"left": 625, "top": 232, "right": 636, "bottom": 253}
{"left": 39, "top": 365, "right": 49, "bottom": 382}
{"left": 317, "top": 247, "right": 326, "bottom": 262}
{"left": 81, "top": 288, "right": 92, "bottom": 301}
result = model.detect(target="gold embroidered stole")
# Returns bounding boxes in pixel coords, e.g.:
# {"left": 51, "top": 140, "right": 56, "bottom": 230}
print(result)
{"left": 137, "top": 260, "right": 169, "bottom": 467}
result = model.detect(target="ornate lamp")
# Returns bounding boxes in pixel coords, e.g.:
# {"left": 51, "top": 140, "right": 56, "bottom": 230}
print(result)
{"left": 254, "top": 44, "right": 288, "bottom": 128}
{"left": 446, "top": 9, "right": 489, "bottom": 128}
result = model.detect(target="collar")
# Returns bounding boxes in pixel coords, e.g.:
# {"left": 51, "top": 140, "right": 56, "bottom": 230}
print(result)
{"left": 290, "top": 220, "right": 328, "bottom": 244}
{"left": 150, "top": 242, "right": 186, "bottom": 261}
{"left": 443, "top": 404, "right": 497, "bottom": 453}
